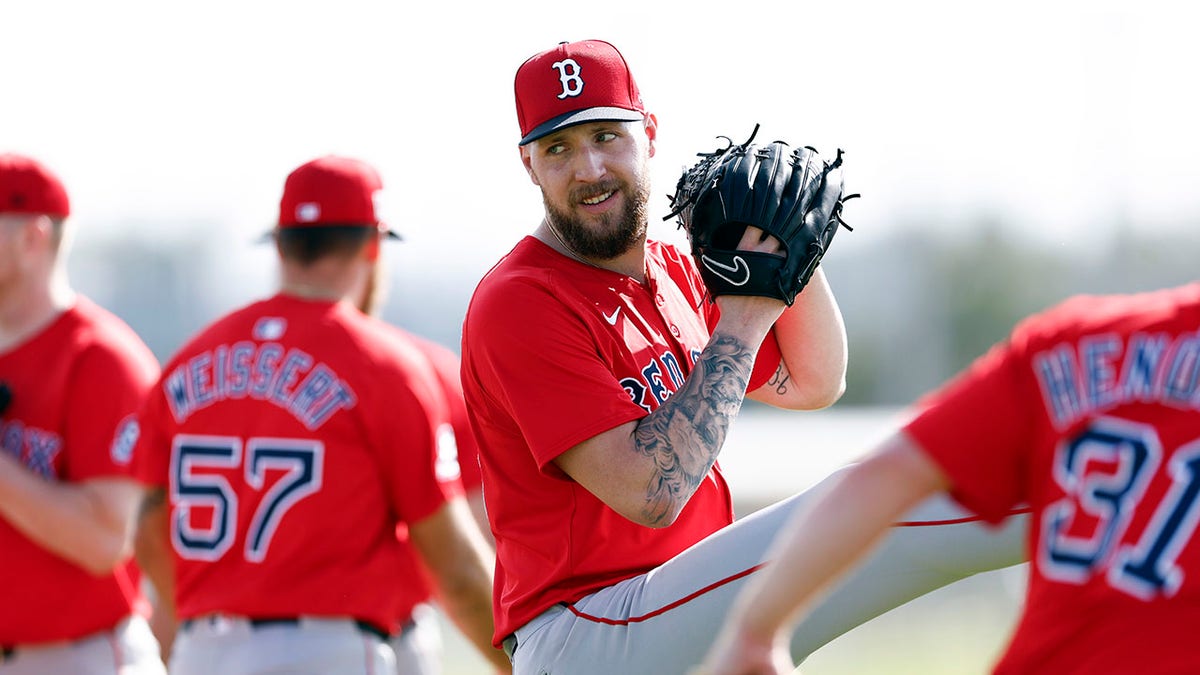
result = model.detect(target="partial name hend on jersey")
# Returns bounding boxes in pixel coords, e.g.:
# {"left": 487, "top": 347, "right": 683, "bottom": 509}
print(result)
{"left": 1035, "top": 328, "right": 1200, "bottom": 430}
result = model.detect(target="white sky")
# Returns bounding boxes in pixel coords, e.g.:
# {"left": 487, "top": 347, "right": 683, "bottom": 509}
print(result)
{"left": 4, "top": 0, "right": 1199, "bottom": 263}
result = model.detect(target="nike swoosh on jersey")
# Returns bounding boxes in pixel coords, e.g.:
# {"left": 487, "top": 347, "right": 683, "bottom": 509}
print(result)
{"left": 700, "top": 254, "right": 751, "bottom": 286}
{"left": 603, "top": 308, "right": 621, "bottom": 325}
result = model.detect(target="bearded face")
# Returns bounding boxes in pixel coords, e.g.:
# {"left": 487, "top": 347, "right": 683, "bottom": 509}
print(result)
{"left": 542, "top": 163, "right": 652, "bottom": 260}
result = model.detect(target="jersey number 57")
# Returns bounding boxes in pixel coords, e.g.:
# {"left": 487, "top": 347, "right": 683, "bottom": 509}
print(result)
{"left": 169, "top": 434, "right": 324, "bottom": 562}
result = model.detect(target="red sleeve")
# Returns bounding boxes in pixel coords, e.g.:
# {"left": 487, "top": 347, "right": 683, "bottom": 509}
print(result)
{"left": 369, "top": 340, "right": 464, "bottom": 525}
{"left": 903, "top": 338, "right": 1035, "bottom": 523}
{"left": 749, "top": 331, "right": 782, "bottom": 392}
{"left": 62, "top": 342, "right": 159, "bottom": 481}
{"left": 467, "top": 280, "right": 647, "bottom": 471}
{"left": 420, "top": 341, "right": 483, "bottom": 493}
{"left": 131, "top": 380, "right": 171, "bottom": 488}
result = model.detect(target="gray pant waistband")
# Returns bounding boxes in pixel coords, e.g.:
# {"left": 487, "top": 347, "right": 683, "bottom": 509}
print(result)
{"left": 502, "top": 602, "right": 569, "bottom": 663}
{"left": 179, "top": 615, "right": 395, "bottom": 641}
{"left": 0, "top": 615, "right": 135, "bottom": 663}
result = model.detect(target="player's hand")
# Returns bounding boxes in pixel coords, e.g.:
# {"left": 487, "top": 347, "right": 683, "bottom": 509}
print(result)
{"left": 712, "top": 224, "right": 787, "bottom": 317}
{"left": 737, "top": 225, "right": 784, "bottom": 256}
{"left": 148, "top": 607, "right": 177, "bottom": 664}
{"left": 708, "top": 222, "right": 790, "bottom": 339}
{"left": 691, "top": 624, "right": 795, "bottom": 675}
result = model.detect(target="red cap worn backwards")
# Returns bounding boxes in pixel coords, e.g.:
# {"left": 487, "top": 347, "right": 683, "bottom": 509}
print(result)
{"left": 0, "top": 154, "right": 70, "bottom": 218}
{"left": 277, "top": 155, "right": 399, "bottom": 238}
{"left": 514, "top": 39, "right": 646, "bottom": 146}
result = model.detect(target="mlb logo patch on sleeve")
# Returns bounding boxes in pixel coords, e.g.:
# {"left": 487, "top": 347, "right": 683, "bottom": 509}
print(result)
{"left": 253, "top": 317, "right": 287, "bottom": 341}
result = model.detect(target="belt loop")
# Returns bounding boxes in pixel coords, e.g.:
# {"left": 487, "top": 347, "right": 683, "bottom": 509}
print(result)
{"left": 395, "top": 617, "right": 417, "bottom": 639}
{"left": 353, "top": 620, "right": 390, "bottom": 642}
{"left": 501, "top": 634, "right": 518, "bottom": 662}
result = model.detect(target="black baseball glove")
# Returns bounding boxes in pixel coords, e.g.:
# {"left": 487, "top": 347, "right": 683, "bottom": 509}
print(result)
{"left": 664, "top": 125, "right": 856, "bottom": 305}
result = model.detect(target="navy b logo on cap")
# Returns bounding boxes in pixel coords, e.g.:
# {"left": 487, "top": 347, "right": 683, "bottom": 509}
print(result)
{"left": 552, "top": 59, "right": 585, "bottom": 99}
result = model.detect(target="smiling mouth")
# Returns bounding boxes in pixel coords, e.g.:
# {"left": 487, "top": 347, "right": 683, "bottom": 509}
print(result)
{"left": 580, "top": 190, "right": 615, "bottom": 206}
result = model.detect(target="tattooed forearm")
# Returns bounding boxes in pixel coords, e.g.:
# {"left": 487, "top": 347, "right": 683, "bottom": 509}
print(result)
{"left": 632, "top": 334, "right": 756, "bottom": 526}
{"left": 767, "top": 363, "right": 790, "bottom": 396}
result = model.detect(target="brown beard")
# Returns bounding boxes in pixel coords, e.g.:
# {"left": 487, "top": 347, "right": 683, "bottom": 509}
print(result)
{"left": 544, "top": 175, "right": 651, "bottom": 260}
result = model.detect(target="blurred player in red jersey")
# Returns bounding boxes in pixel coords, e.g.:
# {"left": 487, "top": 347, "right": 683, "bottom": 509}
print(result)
{"left": 699, "top": 284, "right": 1200, "bottom": 674}
{"left": 132, "top": 156, "right": 509, "bottom": 674}
{"left": 355, "top": 230, "right": 495, "bottom": 673}
{"left": 409, "top": 334, "right": 490, "bottom": 547}
{"left": 0, "top": 154, "right": 165, "bottom": 674}
{"left": 460, "top": 39, "right": 1029, "bottom": 674}
{"left": 389, "top": 335, "right": 491, "bottom": 674}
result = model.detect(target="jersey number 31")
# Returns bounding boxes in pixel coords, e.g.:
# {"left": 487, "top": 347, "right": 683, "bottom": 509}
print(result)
{"left": 1041, "top": 417, "right": 1200, "bottom": 600}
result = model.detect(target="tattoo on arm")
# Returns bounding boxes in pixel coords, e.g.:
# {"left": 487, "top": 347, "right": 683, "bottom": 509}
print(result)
{"left": 633, "top": 334, "right": 755, "bottom": 525}
{"left": 767, "top": 363, "right": 790, "bottom": 396}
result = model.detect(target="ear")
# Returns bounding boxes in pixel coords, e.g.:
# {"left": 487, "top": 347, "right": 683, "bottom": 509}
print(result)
{"left": 21, "top": 215, "right": 54, "bottom": 254}
{"left": 364, "top": 231, "right": 382, "bottom": 262}
{"left": 520, "top": 146, "right": 541, "bottom": 186}
{"left": 644, "top": 113, "right": 659, "bottom": 158}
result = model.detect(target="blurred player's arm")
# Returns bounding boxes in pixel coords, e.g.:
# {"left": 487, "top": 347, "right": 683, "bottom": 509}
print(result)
{"left": 464, "top": 488, "right": 494, "bottom": 547}
{"left": 699, "top": 431, "right": 948, "bottom": 674}
{"left": 747, "top": 267, "right": 848, "bottom": 411}
{"left": 409, "top": 497, "right": 510, "bottom": 673}
{"left": 135, "top": 486, "right": 177, "bottom": 663}
{"left": 0, "top": 452, "right": 143, "bottom": 575}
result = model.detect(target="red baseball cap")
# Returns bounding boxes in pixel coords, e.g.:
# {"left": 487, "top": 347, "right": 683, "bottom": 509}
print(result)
{"left": 277, "top": 155, "right": 399, "bottom": 238}
{"left": 0, "top": 154, "right": 70, "bottom": 218}
{"left": 514, "top": 39, "right": 646, "bottom": 146}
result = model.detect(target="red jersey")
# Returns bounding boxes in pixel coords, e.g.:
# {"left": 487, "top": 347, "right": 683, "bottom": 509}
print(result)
{"left": 905, "top": 283, "right": 1200, "bottom": 674}
{"left": 392, "top": 333, "right": 482, "bottom": 623}
{"left": 0, "top": 297, "right": 159, "bottom": 643}
{"left": 412, "top": 334, "right": 482, "bottom": 495}
{"left": 461, "top": 237, "right": 779, "bottom": 644}
{"left": 132, "top": 294, "right": 462, "bottom": 634}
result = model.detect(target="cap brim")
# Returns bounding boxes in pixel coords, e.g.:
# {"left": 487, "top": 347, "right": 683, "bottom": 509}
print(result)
{"left": 519, "top": 107, "right": 645, "bottom": 145}
{"left": 377, "top": 220, "right": 403, "bottom": 240}
{"left": 253, "top": 224, "right": 403, "bottom": 244}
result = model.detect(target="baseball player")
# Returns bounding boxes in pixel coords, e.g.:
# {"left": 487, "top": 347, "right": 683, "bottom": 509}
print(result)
{"left": 351, "top": 231, "right": 493, "bottom": 674}
{"left": 131, "top": 155, "right": 509, "bottom": 674}
{"left": 390, "top": 333, "right": 492, "bottom": 672}
{"left": 410, "top": 334, "right": 491, "bottom": 545}
{"left": 389, "top": 334, "right": 492, "bottom": 675}
{"left": 699, "top": 282, "right": 1200, "bottom": 674}
{"left": 459, "top": 39, "right": 1029, "bottom": 674}
{"left": 0, "top": 154, "right": 165, "bottom": 674}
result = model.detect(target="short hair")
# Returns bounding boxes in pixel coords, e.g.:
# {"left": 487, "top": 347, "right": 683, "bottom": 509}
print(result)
{"left": 274, "top": 225, "right": 376, "bottom": 265}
